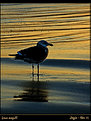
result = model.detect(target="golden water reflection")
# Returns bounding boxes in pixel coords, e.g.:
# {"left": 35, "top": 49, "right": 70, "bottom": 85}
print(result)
{"left": 1, "top": 3, "right": 90, "bottom": 61}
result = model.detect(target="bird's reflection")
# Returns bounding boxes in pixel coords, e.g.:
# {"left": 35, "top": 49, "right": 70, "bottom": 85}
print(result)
{"left": 14, "top": 76, "right": 48, "bottom": 102}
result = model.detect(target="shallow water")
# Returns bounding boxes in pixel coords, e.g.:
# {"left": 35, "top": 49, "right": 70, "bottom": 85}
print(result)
{"left": 1, "top": 3, "right": 90, "bottom": 114}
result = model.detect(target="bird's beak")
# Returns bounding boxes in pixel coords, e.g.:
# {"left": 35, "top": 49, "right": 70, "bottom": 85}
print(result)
{"left": 48, "top": 43, "right": 53, "bottom": 46}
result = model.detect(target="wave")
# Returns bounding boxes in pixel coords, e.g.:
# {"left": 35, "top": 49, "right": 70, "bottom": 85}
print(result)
{"left": 1, "top": 58, "right": 90, "bottom": 69}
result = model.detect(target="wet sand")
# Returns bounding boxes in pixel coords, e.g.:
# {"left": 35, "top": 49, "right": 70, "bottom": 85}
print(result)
{"left": 1, "top": 58, "right": 90, "bottom": 114}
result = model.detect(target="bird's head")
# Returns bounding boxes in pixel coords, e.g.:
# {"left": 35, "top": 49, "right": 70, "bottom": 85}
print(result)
{"left": 37, "top": 40, "right": 53, "bottom": 47}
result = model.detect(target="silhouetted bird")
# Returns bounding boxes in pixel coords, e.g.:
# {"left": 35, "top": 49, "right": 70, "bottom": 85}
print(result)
{"left": 9, "top": 40, "right": 53, "bottom": 80}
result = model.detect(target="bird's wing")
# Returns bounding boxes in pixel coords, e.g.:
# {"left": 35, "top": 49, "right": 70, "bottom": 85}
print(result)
{"left": 18, "top": 46, "right": 43, "bottom": 58}
{"left": 17, "top": 46, "right": 48, "bottom": 62}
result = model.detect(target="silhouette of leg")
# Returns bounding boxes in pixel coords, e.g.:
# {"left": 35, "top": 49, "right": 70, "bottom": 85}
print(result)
{"left": 32, "top": 64, "right": 34, "bottom": 81}
{"left": 37, "top": 64, "right": 39, "bottom": 81}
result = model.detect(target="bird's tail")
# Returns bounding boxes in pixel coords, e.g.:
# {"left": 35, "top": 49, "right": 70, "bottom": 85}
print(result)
{"left": 9, "top": 54, "right": 23, "bottom": 60}
{"left": 8, "top": 54, "right": 17, "bottom": 56}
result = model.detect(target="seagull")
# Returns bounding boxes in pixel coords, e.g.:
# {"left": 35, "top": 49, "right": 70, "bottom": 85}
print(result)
{"left": 9, "top": 40, "right": 53, "bottom": 81}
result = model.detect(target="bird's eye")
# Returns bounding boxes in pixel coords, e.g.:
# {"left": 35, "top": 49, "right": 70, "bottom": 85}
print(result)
{"left": 42, "top": 42, "right": 46, "bottom": 44}
{"left": 44, "top": 42, "right": 47, "bottom": 44}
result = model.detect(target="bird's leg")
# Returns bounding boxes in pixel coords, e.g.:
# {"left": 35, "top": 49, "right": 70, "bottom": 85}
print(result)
{"left": 37, "top": 64, "right": 39, "bottom": 81}
{"left": 32, "top": 64, "right": 34, "bottom": 81}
